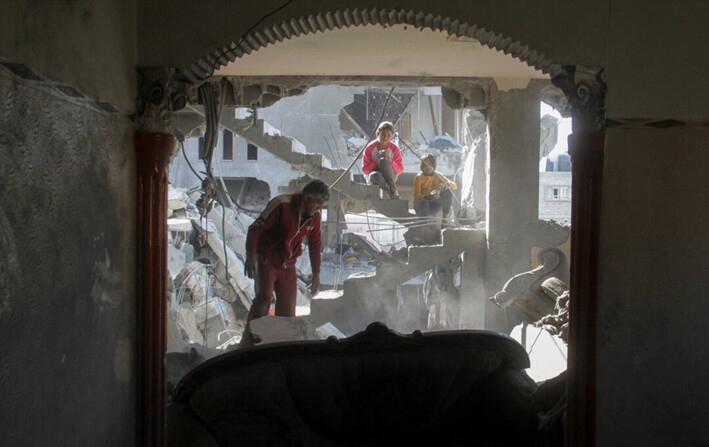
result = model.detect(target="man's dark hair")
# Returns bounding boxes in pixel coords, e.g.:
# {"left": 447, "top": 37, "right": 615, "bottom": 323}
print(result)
{"left": 302, "top": 179, "right": 331, "bottom": 201}
{"left": 376, "top": 121, "right": 395, "bottom": 134}
{"left": 420, "top": 153, "right": 437, "bottom": 171}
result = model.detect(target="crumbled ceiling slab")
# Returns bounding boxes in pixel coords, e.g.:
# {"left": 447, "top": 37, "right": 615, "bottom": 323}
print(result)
{"left": 184, "top": 75, "right": 492, "bottom": 110}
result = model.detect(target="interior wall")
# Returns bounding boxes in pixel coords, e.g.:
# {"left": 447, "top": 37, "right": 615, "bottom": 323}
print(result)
{"left": 0, "top": 0, "right": 137, "bottom": 111}
{"left": 598, "top": 127, "right": 709, "bottom": 446}
{"left": 3, "top": 1, "right": 709, "bottom": 446}
{"left": 139, "top": 1, "right": 709, "bottom": 120}
{"left": 137, "top": 0, "right": 605, "bottom": 73}
{"left": 0, "top": 69, "right": 137, "bottom": 447}
{"left": 0, "top": 1, "right": 138, "bottom": 444}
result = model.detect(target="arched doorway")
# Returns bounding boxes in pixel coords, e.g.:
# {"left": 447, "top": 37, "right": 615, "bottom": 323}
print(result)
{"left": 135, "top": 8, "right": 605, "bottom": 447}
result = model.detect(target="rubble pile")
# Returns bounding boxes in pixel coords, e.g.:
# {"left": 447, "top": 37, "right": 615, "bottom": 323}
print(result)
{"left": 168, "top": 188, "right": 253, "bottom": 352}
{"left": 534, "top": 289, "right": 570, "bottom": 343}
{"left": 509, "top": 278, "right": 569, "bottom": 382}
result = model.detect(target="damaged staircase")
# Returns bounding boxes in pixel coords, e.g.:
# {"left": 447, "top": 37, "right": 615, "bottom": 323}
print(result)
{"left": 221, "top": 113, "right": 412, "bottom": 222}
{"left": 309, "top": 228, "right": 486, "bottom": 335}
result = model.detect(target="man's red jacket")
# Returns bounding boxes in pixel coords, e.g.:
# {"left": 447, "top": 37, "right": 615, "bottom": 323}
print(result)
{"left": 246, "top": 192, "right": 322, "bottom": 273}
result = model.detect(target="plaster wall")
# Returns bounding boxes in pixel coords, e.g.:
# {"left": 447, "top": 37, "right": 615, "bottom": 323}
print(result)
{"left": 0, "top": 0, "right": 137, "bottom": 111}
{"left": 0, "top": 71, "right": 137, "bottom": 446}
{"left": 138, "top": 1, "right": 709, "bottom": 119}
{"left": 598, "top": 127, "right": 709, "bottom": 446}
{"left": 4, "top": 1, "right": 709, "bottom": 446}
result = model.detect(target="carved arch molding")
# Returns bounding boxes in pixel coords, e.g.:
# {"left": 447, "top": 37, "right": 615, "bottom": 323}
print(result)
{"left": 140, "top": 8, "right": 607, "bottom": 134}
{"left": 176, "top": 8, "right": 566, "bottom": 83}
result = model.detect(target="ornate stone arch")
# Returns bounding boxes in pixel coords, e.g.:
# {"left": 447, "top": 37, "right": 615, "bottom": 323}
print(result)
{"left": 175, "top": 8, "right": 565, "bottom": 84}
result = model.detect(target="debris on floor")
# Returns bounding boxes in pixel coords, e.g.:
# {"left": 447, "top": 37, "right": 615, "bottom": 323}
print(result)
{"left": 510, "top": 282, "right": 570, "bottom": 382}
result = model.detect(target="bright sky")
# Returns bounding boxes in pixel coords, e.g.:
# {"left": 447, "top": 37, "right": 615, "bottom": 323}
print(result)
{"left": 540, "top": 102, "right": 572, "bottom": 171}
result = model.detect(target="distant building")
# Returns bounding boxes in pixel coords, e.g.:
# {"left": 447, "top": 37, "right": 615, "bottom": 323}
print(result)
{"left": 538, "top": 152, "right": 571, "bottom": 224}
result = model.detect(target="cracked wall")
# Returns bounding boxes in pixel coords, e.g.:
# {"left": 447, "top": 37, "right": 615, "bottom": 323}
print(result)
{"left": 0, "top": 70, "right": 137, "bottom": 446}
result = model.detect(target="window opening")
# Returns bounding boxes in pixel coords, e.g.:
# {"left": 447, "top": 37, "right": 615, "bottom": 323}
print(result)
{"left": 198, "top": 137, "right": 206, "bottom": 159}
{"left": 247, "top": 143, "right": 258, "bottom": 160}
{"left": 223, "top": 130, "right": 233, "bottom": 160}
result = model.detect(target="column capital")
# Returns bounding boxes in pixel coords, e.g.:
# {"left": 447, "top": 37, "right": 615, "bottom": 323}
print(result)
{"left": 552, "top": 65, "right": 607, "bottom": 133}
{"left": 135, "top": 67, "right": 187, "bottom": 135}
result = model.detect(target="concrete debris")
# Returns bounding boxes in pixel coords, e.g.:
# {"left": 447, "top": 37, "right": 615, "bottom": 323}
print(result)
{"left": 319, "top": 252, "right": 377, "bottom": 288}
{"left": 172, "top": 261, "right": 242, "bottom": 347}
{"left": 346, "top": 136, "right": 368, "bottom": 152}
{"left": 167, "top": 185, "right": 251, "bottom": 361}
{"left": 167, "top": 187, "right": 190, "bottom": 214}
{"left": 166, "top": 183, "right": 344, "bottom": 375}
{"left": 510, "top": 280, "right": 569, "bottom": 382}
{"left": 167, "top": 244, "right": 186, "bottom": 280}
{"left": 167, "top": 217, "right": 193, "bottom": 232}
{"left": 248, "top": 316, "right": 320, "bottom": 345}
{"left": 192, "top": 221, "right": 253, "bottom": 306}
{"left": 315, "top": 322, "right": 347, "bottom": 339}
{"left": 423, "top": 260, "right": 460, "bottom": 329}
{"left": 535, "top": 289, "right": 569, "bottom": 343}
{"left": 341, "top": 232, "right": 388, "bottom": 260}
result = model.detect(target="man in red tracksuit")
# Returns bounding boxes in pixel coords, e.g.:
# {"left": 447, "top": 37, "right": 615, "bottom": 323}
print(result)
{"left": 244, "top": 180, "right": 330, "bottom": 320}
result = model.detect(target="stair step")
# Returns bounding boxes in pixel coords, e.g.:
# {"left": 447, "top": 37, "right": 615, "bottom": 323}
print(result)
{"left": 228, "top": 116, "right": 415, "bottom": 222}
{"left": 346, "top": 228, "right": 485, "bottom": 289}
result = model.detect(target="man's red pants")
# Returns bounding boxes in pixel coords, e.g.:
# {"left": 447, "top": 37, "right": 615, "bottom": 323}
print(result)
{"left": 248, "top": 258, "right": 298, "bottom": 320}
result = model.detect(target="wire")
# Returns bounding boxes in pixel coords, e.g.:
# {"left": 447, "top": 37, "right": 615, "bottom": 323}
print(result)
{"left": 323, "top": 136, "right": 341, "bottom": 169}
{"left": 338, "top": 214, "right": 440, "bottom": 222}
{"left": 329, "top": 87, "right": 396, "bottom": 189}
{"left": 182, "top": 141, "right": 205, "bottom": 182}
{"left": 333, "top": 189, "right": 344, "bottom": 290}
{"left": 196, "top": 0, "right": 296, "bottom": 82}
{"left": 399, "top": 137, "right": 462, "bottom": 207}
{"left": 203, "top": 264, "right": 211, "bottom": 347}
{"left": 328, "top": 123, "right": 344, "bottom": 166}
{"left": 527, "top": 325, "right": 545, "bottom": 356}
{"left": 200, "top": 80, "right": 227, "bottom": 171}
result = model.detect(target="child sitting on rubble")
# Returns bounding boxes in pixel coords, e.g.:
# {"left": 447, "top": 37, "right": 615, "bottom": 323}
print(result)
{"left": 361, "top": 121, "right": 404, "bottom": 199}
{"left": 413, "top": 154, "right": 457, "bottom": 236}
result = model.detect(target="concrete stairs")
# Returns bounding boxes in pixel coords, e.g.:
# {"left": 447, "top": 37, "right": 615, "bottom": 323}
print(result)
{"left": 224, "top": 115, "right": 412, "bottom": 222}
{"left": 308, "top": 228, "right": 486, "bottom": 335}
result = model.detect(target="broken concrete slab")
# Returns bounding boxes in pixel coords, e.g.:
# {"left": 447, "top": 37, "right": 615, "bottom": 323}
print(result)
{"left": 314, "top": 322, "right": 346, "bottom": 339}
{"left": 248, "top": 316, "right": 320, "bottom": 345}
{"left": 168, "top": 244, "right": 186, "bottom": 280}
{"left": 168, "top": 187, "right": 190, "bottom": 215}
{"left": 167, "top": 217, "right": 194, "bottom": 232}
{"left": 192, "top": 219, "right": 254, "bottom": 309}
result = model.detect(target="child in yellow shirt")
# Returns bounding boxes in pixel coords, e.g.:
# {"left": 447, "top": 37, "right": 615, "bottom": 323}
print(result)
{"left": 413, "top": 154, "right": 457, "bottom": 228}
